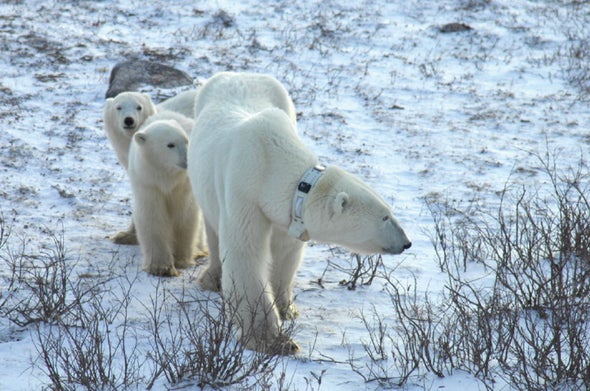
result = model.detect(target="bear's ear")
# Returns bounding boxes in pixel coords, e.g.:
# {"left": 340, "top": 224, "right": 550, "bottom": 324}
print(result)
{"left": 141, "top": 93, "right": 153, "bottom": 105}
{"left": 332, "top": 192, "right": 349, "bottom": 216}
{"left": 134, "top": 132, "right": 147, "bottom": 145}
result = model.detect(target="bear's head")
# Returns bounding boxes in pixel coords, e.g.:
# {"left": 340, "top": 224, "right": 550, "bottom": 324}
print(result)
{"left": 133, "top": 119, "right": 189, "bottom": 172}
{"left": 303, "top": 166, "right": 411, "bottom": 255}
{"left": 105, "top": 92, "right": 157, "bottom": 137}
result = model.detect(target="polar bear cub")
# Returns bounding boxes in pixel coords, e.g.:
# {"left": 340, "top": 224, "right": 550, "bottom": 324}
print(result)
{"left": 188, "top": 72, "right": 411, "bottom": 354}
{"left": 104, "top": 92, "right": 157, "bottom": 171}
{"left": 103, "top": 91, "right": 197, "bottom": 172}
{"left": 128, "top": 119, "right": 203, "bottom": 277}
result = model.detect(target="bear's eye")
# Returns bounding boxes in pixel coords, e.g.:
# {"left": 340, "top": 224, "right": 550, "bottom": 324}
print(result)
{"left": 116, "top": 106, "right": 122, "bottom": 111}
{"left": 382, "top": 216, "right": 390, "bottom": 222}
{"left": 136, "top": 105, "right": 142, "bottom": 111}
{"left": 167, "top": 143, "right": 175, "bottom": 149}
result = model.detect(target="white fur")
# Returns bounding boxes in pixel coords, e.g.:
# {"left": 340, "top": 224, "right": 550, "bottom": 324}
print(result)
{"left": 103, "top": 92, "right": 157, "bottom": 170}
{"left": 129, "top": 119, "right": 206, "bottom": 277}
{"left": 188, "top": 72, "right": 411, "bottom": 354}
{"left": 157, "top": 89, "right": 198, "bottom": 118}
{"left": 103, "top": 91, "right": 196, "bottom": 170}
{"left": 103, "top": 92, "right": 197, "bottom": 245}
{"left": 143, "top": 109, "right": 194, "bottom": 137}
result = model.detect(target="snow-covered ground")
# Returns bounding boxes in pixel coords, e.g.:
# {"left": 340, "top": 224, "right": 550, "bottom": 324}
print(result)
{"left": 1, "top": 0, "right": 588, "bottom": 389}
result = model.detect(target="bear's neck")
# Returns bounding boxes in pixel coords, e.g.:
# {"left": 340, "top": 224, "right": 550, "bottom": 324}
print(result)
{"left": 259, "top": 155, "right": 319, "bottom": 231}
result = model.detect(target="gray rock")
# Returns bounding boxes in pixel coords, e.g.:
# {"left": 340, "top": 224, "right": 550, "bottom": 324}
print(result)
{"left": 439, "top": 23, "right": 473, "bottom": 33}
{"left": 105, "top": 59, "right": 193, "bottom": 98}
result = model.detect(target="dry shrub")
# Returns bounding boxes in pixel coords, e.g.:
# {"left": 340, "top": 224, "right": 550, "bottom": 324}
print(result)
{"left": 351, "top": 151, "right": 590, "bottom": 390}
{"left": 317, "top": 252, "right": 384, "bottom": 290}
{"left": 428, "top": 151, "right": 590, "bottom": 390}
{"left": 33, "top": 274, "right": 143, "bottom": 391}
{"left": 0, "top": 220, "right": 142, "bottom": 390}
{"left": 0, "top": 216, "right": 292, "bottom": 390}
{"left": 144, "top": 280, "right": 290, "bottom": 389}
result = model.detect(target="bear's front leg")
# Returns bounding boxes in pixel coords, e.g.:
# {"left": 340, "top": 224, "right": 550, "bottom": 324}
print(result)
{"left": 220, "top": 214, "right": 299, "bottom": 355}
{"left": 141, "top": 240, "right": 179, "bottom": 277}
{"left": 222, "top": 257, "right": 299, "bottom": 355}
{"left": 134, "top": 194, "right": 178, "bottom": 277}
{"left": 145, "top": 262, "right": 179, "bottom": 277}
{"left": 270, "top": 228, "right": 305, "bottom": 320}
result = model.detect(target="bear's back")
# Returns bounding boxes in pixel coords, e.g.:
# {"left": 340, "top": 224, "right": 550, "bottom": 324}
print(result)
{"left": 194, "top": 72, "right": 295, "bottom": 124}
{"left": 144, "top": 110, "right": 194, "bottom": 137}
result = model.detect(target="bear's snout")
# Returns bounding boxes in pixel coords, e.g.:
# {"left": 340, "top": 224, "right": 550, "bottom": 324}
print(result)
{"left": 124, "top": 117, "right": 135, "bottom": 128}
{"left": 382, "top": 237, "right": 412, "bottom": 255}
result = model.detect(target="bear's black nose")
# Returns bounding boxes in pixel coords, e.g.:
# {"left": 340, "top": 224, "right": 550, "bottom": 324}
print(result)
{"left": 403, "top": 242, "right": 412, "bottom": 250}
{"left": 124, "top": 117, "right": 135, "bottom": 127}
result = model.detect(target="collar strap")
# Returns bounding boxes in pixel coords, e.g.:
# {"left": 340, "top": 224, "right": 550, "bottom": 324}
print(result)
{"left": 288, "top": 165, "right": 326, "bottom": 241}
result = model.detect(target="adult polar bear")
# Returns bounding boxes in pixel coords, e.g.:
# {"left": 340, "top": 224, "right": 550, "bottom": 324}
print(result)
{"left": 188, "top": 72, "right": 411, "bottom": 354}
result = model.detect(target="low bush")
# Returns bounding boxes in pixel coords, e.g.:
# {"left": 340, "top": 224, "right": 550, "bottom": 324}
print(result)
{"left": 350, "top": 151, "right": 590, "bottom": 390}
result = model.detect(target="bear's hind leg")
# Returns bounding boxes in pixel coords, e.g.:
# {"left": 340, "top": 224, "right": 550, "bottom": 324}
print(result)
{"left": 193, "top": 208, "right": 209, "bottom": 258}
{"left": 198, "top": 221, "right": 222, "bottom": 292}
{"left": 172, "top": 199, "right": 197, "bottom": 270}
{"left": 112, "top": 218, "right": 138, "bottom": 245}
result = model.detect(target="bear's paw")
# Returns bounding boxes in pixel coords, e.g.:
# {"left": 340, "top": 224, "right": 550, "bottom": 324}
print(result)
{"left": 250, "top": 334, "right": 301, "bottom": 356}
{"left": 111, "top": 229, "right": 138, "bottom": 245}
{"left": 192, "top": 248, "right": 209, "bottom": 259}
{"left": 279, "top": 303, "right": 299, "bottom": 320}
{"left": 145, "top": 264, "right": 180, "bottom": 277}
{"left": 198, "top": 266, "right": 222, "bottom": 292}
{"left": 174, "top": 257, "right": 197, "bottom": 269}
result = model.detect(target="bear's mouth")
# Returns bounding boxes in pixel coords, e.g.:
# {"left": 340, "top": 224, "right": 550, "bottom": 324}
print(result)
{"left": 382, "top": 245, "right": 403, "bottom": 255}
{"left": 123, "top": 126, "right": 137, "bottom": 136}
{"left": 382, "top": 242, "right": 412, "bottom": 255}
